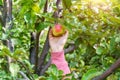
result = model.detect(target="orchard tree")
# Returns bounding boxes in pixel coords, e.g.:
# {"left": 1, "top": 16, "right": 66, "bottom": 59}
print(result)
{"left": 0, "top": 0, "right": 120, "bottom": 80}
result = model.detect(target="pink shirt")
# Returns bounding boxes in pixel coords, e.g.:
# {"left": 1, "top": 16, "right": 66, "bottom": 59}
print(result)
{"left": 51, "top": 51, "right": 71, "bottom": 75}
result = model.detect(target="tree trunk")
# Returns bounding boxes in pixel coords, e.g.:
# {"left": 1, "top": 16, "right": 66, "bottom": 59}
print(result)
{"left": 93, "top": 58, "right": 120, "bottom": 80}
{"left": 2, "top": 0, "right": 14, "bottom": 52}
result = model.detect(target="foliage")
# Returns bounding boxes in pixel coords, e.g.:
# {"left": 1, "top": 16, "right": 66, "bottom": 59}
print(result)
{"left": 0, "top": 0, "right": 120, "bottom": 80}
{"left": 82, "top": 69, "right": 102, "bottom": 80}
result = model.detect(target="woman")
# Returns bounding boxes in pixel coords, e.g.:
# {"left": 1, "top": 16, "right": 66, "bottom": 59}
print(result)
{"left": 49, "top": 29, "right": 71, "bottom": 79}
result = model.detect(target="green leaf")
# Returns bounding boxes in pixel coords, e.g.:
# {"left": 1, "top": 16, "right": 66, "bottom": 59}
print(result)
{"left": 62, "top": 0, "right": 72, "bottom": 9}
{"left": 0, "top": 0, "right": 3, "bottom": 5}
{"left": 14, "top": 48, "right": 25, "bottom": 55}
{"left": 113, "top": 7, "right": 120, "bottom": 16}
{"left": 50, "top": 64, "right": 58, "bottom": 75}
{"left": 0, "top": 46, "right": 11, "bottom": 56}
{"left": 96, "top": 47, "right": 104, "bottom": 55}
{"left": 0, "top": 70, "right": 12, "bottom": 79}
{"left": 109, "top": 37, "right": 116, "bottom": 53}
{"left": 115, "top": 36, "right": 120, "bottom": 43}
{"left": 1, "top": 33, "right": 8, "bottom": 40}
{"left": 0, "top": 58, "right": 4, "bottom": 64}
{"left": 32, "top": 3, "right": 40, "bottom": 14}
{"left": 9, "top": 63, "right": 20, "bottom": 77}
{"left": 35, "top": 21, "right": 50, "bottom": 31}
{"left": 46, "top": 64, "right": 63, "bottom": 79}
{"left": 36, "top": 76, "right": 46, "bottom": 80}
{"left": 39, "top": 0, "right": 46, "bottom": 10}
{"left": 35, "top": 22, "right": 45, "bottom": 31}
{"left": 24, "top": 12, "right": 31, "bottom": 23}
{"left": 82, "top": 69, "right": 102, "bottom": 80}
{"left": 109, "top": 16, "right": 120, "bottom": 25}
{"left": 13, "top": 48, "right": 25, "bottom": 59}
{"left": 107, "top": 74, "right": 118, "bottom": 80}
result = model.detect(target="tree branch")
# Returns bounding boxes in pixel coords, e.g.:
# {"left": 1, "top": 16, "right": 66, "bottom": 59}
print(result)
{"left": 0, "top": 15, "right": 3, "bottom": 25}
{"left": 65, "top": 37, "right": 81, "bottom": 54}
{"left": 0, "top": 5, "right": 3, "bottom": 12}
{"left": 64, "top": 43, "right": 76, "bottom": 54}
{"left": 93, "top": 58, "right": 120, "bottom": 80}
{"left": 29, "top": 0, "right": 48, "bottom": 72}
{"left": 37, "top": 0, "right": 62, "bottom": 75}
{"left": 29, "top": 32, "right": 36, "bottom": 65}
{"left": 7, "top": 0, "right": 13, "bottom": 29}
{"left": 19, "top": 71, "right": 30, "bottom": 80}
{"left": 37, "top": 27, "right": 51, "bottom": 75}
{"left": 56, "top": 0, "right": 61, "bottom": 9}
{"left": 2, "top": 0, "right": 14, "bottom": 70}
{"left": 34, "top": 32, "right": 41, "bottom": 73}
{"left": 29, "top": 0, "right": 48, "bottom": 74}
{"left": 33, "top": 0, "right": 49, "bottom": 75}
{"left": 2, "top": 0, "right": 14, "bottom": 51}
{"left": 40, "top": 59, "right": 51, "bottom": 75}
{"left": 43, "top": 0, "right": 48, "bottom": 13}
{"left": 18, "top": 61, "right": 34, "bottom": 80}
{"left": 0, "top": 5, "right": 4, "bottom": 26}
{"left": 3, "top": 0, "right": 7, "bottom": 27}
{"left": 3, "top": 0, "right": 13, "bottom": 28}
{"left": 53, "top": 0, "right": 62, "bottom": 19}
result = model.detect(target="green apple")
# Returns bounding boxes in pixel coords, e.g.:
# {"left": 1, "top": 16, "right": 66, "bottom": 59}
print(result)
{"left": 52, "top": 24, "right": 66, "bottom": 37}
